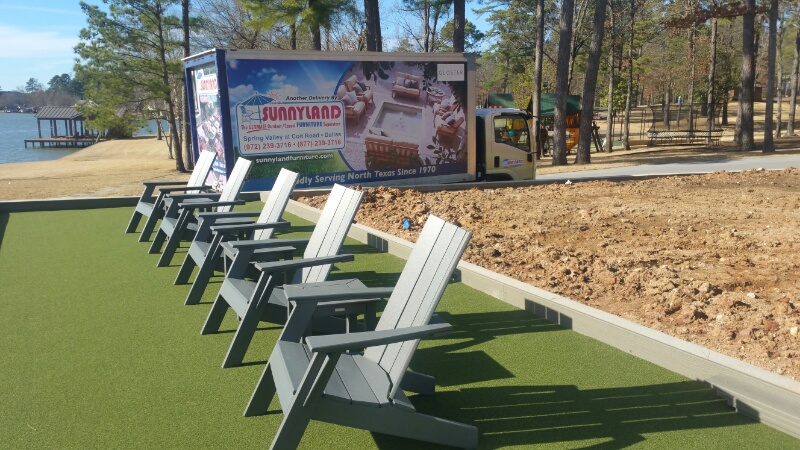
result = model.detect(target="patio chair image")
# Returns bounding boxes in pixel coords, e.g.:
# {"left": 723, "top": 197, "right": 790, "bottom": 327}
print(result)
{"left": 175, "top": 168, "right": 299, "bottom": 306}
{"left": 125, "top": 150, "right": 216, "bottom": 242}
{"left": 243, "top": 215, "right": 478, "bottom": 449}
{"left": 148, "top": 157, "right": 253, "bottom": 267}
{"left": 201, "top": 184, "right": 365, "bottom": 368}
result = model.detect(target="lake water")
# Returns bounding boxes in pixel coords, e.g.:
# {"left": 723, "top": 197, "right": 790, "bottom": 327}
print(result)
{"left": 0, "top": 113, "right": 163, "bottom": 164}
{"left": 0, "top": 113, "right": 80, "bottom": 164}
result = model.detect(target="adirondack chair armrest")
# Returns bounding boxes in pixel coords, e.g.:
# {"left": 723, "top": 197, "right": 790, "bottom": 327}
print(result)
{"left": 141, "top": 180, "right": 190, "bottom": 187}
{"left": 178, "top": 199, "right": 245, "bottom": 210}
{"left": 253, "top": 254, "right": 355, "bottom": 274}
{"left": 210, "top": 220, "right": 290, "bottom": 235}
{"left": 284, "top": 284, "right": 394, "bottom": 304}
{"left": 168, "top": 192, "right": 222, "bottom": 203}
{"left": 194, "top": 212, "right": 258, "bottom": 238}
{"left": 228, "top": 237, "right": 310, "bottom": 250}
{"left": 305, "top": 323, "right": 453, "bottom": 354}
{"left": 157, "top": 185, "right": 213, "bottom": 194}
{"left": 197, "top": 211, "right": 260, "bottom": 220}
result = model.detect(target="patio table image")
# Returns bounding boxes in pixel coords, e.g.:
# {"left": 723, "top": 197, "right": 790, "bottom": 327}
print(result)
{"left": 0, "top": 202, "right": 798, "bottom": 448}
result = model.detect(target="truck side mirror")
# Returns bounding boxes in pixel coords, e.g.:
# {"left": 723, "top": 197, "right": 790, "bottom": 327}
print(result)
{"left": 527, "top": 153, "right": 533, "bottom": 162}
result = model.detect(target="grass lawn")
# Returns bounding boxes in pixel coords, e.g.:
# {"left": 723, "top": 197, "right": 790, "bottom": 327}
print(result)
{"left": 0, "top": 205, "right": 797, "bottom": 449}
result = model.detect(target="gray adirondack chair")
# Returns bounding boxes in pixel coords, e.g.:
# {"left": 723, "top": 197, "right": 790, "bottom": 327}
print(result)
{"left": 201, "top": 184, "right": 365, "bottom": 368}
{"left": 125, "top": 150, "right": 216, "bottom": 242}
{"left": 175, "top": 168, "right": 299, "bottom": 306}
{"left": 149, "top": 157, "right": 253, "bottom": 267}
{"left": 243, "top": 215, "right": 478, "bottom": 449}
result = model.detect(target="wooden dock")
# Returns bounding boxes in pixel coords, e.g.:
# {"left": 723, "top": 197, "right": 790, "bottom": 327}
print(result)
{"left": 24, "top": 138, "right": 98, "bottom": 149}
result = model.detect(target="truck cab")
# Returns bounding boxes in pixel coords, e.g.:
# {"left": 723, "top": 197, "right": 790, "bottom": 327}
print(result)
{"left": 475, "top": 108, "right": 535, "bottom": 181}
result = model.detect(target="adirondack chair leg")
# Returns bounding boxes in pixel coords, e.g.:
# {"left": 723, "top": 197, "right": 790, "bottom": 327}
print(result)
{"left": 149, "top": 229, "right": 166, "bottom": 254}
{"left": 184, "top": 275, "right": 209, "bottom": 305}
{"left": 138, "top": 211, "right": 161, "bottom": 242}
{"left": 270, "top": 352, "right": 337, "bottom": 450}
{"left": 244, "top": 362, "right": 276, "bottom": 417}
{"left": 174, "top": 254, "right": 197, "bottom": 285}
{"left": 183, "top": 256, "right": 217, "bottom": 305}
{"left": 222, "top": 305, "right": 261, "bottom": 368}
{"left": 201, "top": 295, "right": 230, "bottom": 334}
{"left": 181, "top": 239, "right": 224, "bottom": 304}
{"left": 126, "top": 210, "right": 142, "bottom": 233}
{"left": 157, "top": 232, "right": 182, "bottom": 267}
{"left": 270, "top": 405, "right": 312, "bottom": 450}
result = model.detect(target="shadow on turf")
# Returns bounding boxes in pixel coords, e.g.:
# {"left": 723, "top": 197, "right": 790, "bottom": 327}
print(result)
{"left": 371, "top": 380, "right": 747, "bottom": 449}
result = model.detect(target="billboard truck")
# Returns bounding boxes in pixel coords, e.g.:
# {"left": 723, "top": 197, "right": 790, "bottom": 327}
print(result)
{"left": 184, "top": 49, "right": 535, "bottom": 191}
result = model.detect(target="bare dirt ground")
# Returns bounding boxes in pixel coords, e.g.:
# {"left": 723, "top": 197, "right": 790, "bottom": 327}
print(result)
{"left": 2, "top": 113, "right": 799, "bottom": 381}
{"left": 298, "top": 142, "right": 800, "bottom": 381}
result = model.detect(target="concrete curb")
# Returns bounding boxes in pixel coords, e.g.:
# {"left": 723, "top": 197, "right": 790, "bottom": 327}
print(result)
{"left": 0, "top": 192, "right": 261, "bottom": 213}
{"left": 285, "top": 198, "right": 800, "bottom": 439}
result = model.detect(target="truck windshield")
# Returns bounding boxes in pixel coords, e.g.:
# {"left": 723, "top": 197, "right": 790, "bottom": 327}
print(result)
{"left": 493, "top": 116, "right": 530, "bottom": 153}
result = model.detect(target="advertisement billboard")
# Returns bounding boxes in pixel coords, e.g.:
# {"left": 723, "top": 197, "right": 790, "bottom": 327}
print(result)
{"left": 189, "top": 62, "right": 228, "bottom": 188}
{"left": 185, "top": 50, "right": 472, "bottom": 191}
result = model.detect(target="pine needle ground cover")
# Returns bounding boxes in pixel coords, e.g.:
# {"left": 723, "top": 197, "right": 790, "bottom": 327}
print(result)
{"left": 0, "top": 206, "right": 796, "bottom": 449}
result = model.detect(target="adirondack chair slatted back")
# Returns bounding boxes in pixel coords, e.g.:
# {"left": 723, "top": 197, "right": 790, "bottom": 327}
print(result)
{"left": 215, "top": 158, "right": 253, "bottom": 212}
{"left": 186, "top": 151, "right": 216, "bottom": 194}
{"left": 363, "top": 215, "right": 471, "bottom": 398}
{"left": 290, "top": 184, "right": 363, "bottom": 284}
{"left": 253, "top": 169, "right": 299, "bottom": 240}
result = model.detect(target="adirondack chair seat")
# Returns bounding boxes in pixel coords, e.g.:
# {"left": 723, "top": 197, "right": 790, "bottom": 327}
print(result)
{"left": 201, "top": 184, "right": 365, "bottom": 368}
{"left": 243, "top": 216, "right": 477, "bottom": 448}
{"left": 261, "top": 324, "right": 476, "bottom": 449}
{"left": 126, "top": 150, "right": 217, "bottom": 242}
{"left": 150, "top": 158, "right": 253, "bottom": 267}
{"left": 158, "top": 198, "right": 248, "bottom": 252}
{"left": 182, "top": 218, "right": 284, "bottom": 281}
{"left": 270, "top": 340, "right": 415, "bottom": 410}
{"left": 236, "top": 278, "right": 381, "bottom": 332}
{"left": 216, "top": 236, "right": 312, "bottom": 283}
{"left": 176, "top": 169, "right": 299, "bottom": 305}
{"left": 128, "top": 183, "right": 214, "bottom": 240}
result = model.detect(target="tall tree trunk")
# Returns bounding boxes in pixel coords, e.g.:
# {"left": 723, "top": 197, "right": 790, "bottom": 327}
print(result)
{"left": 423, "top": 1, "right": 431, "bottom": 52}
{"left": 364, "top": 0, "right": 382, "bottom": 51}
{"left": 605, "top": 1, "right": 616, "bottom": 153}
{"left": 532, "top": 0, "right": 545, "bottom": 160}
{"left": 453, "top": 0, "right": 465, "bottom": 52}
{"left": 552, "top": 0, "right": 575, "bottom": 165}
{"left": 622, "top": 0, "right": 634, "bottom": 150}
{"left": 156, "top": 2, "right": 184, "bottom": 171}
{"left": 182, "top": 0, "right": 193, "bottom": 171}
{"left": 290, "top": 22, "right": 297, "bottom": 50}
{"left": 687, "top": 24, "right": 696, "bottom": 133}
{"left": 789, "top": 28, "right": 800, "bottom": 136}
{"left": 776, "top": 17, "right": 785, "bottom": 138}
{"left": 739, "top": 0, "right": 756, "bottom": 151}
{"left": 706, "top": 17, "right": 717, "bottom": 145}
{"left": 308, "top": 0, "right": 322, "bottom": 50}
{"left": 576, "top": 0, "right": 607, "bottom": 164}
{"left": 763, "top": 0, "right": 777, "bottom": 152}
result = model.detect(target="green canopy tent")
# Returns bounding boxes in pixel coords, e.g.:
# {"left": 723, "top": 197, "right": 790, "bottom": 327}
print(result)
{"left": 526, "top": 94, "right": 582, "bottom": 117}
{"left": 485, "top": 93, "right": 516, "bottom": 109}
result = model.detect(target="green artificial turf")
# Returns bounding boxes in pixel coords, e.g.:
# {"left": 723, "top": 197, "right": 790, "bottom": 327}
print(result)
{"left": 0, "top": 206, "right": 797, "bottom": 449}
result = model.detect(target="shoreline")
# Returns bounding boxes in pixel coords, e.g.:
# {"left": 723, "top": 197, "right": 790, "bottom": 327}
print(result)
{"left": 2, "top": 133, "right": 800, "bottom": 201}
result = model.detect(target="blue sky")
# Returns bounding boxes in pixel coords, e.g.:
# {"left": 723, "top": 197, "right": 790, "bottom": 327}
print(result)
{"left": 0, "top": 1, "right": 490, "bottom": 93}
{"left": 0, "top": 1, "right": 87, "bottom": 91}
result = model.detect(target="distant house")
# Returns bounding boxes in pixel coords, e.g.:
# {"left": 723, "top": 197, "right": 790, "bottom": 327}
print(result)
{"left": 729, "top": 84, "right": 764, "bottom": 102}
